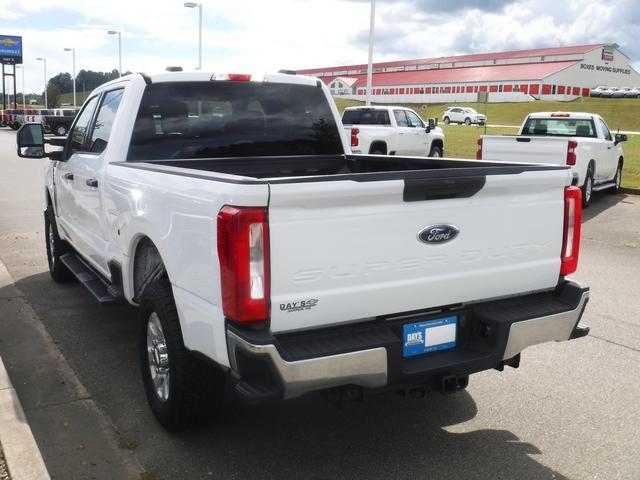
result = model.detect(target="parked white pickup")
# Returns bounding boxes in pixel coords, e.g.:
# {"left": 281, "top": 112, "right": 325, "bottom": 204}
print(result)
{"left": 17, "top": 72, "right": 589, "bottom": 431}
{"left": 478, "top": 112, "right": 626, "bottom": 207}
{"left": 342, "top": 106, "right": 445, "bottom": 157}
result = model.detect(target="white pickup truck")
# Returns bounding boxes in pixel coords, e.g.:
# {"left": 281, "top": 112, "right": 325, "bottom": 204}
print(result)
{"left": 342, "top": 106, "right": 445, "bottom": 157}
{"left": 478, "top": 112, "right": 627, "bottom": 207}
{"left": 17, "top": 71, "right": 590, "bottom": 431}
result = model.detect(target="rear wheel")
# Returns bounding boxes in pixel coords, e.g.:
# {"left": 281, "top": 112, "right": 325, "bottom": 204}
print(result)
{"left": 609, "top": 162, "right": 623, "bottom": 194}
{"left": 44, "top": 205, "right": 75, "bottom": 282}
{"left": 443, "top": 117, "right": 450, "bottom": 125}
{"left": 582, "top": 168, "right": 594, "bottom": 208}
{"left": 429, "top": 145, "right": 442, "bottom": 158}
{"left": 464, "top": 118, "right": 471, "bottom": 126}
{"left": 139, "top": 279, "right": 225, "bottom": 431}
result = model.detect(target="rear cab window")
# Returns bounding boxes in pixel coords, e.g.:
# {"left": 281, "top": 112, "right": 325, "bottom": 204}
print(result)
{"left": 521, "top": 117, "right": 597, "bottom": 137}
{"left": 341, "top": 109, "right": 391, "bottom": 126}
{"left": 128, "top": 81, "right": 344, "bottom": 161}
{"left": 393, "top": 110, "right": 409, "bottom": 127}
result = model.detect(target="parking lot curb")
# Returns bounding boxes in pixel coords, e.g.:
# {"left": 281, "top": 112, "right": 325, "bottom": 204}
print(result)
{"left": 621, "top": 187, "right": 640, "bottom": 196}
{"left": 0, "top": 261, "right": 51, "bottom": 480}
{"left": 0, "top": 358, "right": 51, "bottom": 480}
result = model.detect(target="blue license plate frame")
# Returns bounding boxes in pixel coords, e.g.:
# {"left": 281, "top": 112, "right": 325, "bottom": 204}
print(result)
{"left": 402, "top": 316, "right": 457, "bottom": 358}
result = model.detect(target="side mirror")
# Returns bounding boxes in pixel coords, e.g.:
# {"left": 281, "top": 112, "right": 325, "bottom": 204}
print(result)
{"left": 614, "top": 133, "right": 627, "bottom": 144}
{"left": 429, "top": 118, "right": 437, "bottom": 129}
{"left": 425, "top": 125, "right": 431, "bottom": 133}
{"left": 17, "top": 123, "right": 45, "bottom": 158}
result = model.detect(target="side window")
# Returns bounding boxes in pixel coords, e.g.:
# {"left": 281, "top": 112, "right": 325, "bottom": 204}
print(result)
{"left": 68, "top": 96, "right": 99, "bottom": 154}
{"left": 406, "top": 111, "right": 424, "bottom": 128}
{"left": 599, "top": 119, "right": 612, "bottom": 141}
{"left": 393, "top": 110, "right": 408, "bottom": 127}
{"left": 89, "top": 89, "right": 124, "bottom": 154}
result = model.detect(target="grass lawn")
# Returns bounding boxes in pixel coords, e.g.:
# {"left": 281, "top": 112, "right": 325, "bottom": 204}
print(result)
{"left": 57, "top": 91, "right": 89, "bottom": 107}
{"left": 334, "top": 97, "right": 640, "bottom": 188}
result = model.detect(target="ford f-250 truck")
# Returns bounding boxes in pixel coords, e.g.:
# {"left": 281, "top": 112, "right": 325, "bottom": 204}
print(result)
{"left": 342, "top": 106, "right": 445, "bottom": 157}
{"left": 478, "top": 112, "right": 627, "bottom": 207}
{"left": 16, "top": 71, "right": 590, "bottom": 431}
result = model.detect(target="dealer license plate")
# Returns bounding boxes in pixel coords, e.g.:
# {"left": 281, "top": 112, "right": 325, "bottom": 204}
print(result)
{"left": 402, "top": 316, "right": 457, "bottom": 358}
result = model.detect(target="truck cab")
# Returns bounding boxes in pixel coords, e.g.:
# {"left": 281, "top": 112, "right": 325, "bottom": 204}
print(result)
{"left": 342, "top": 106, "right": 444, "bottom": 157}
{"left": 479, "top": 112, "right": 626, "bottom": 207}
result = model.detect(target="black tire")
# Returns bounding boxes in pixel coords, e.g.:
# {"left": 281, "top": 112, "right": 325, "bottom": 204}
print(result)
{"left": 464, "top": 118, "right": 471, "bottom": 126}
{"left": 370, "top": 143, "right": 387, "bottom": 155}
{"left": 429, "top": 145, "right": 443, "bottom": 158}
{"left": 45, "top": 205, "right": 75, "bottom": 282}
{"left": 10, "top": 122, "right": 19, "bottom": 130}
{"left": 581, "top": 168, "right": 594, "bottom": 208}
{"left": 443, "top": 117, "right": 450, "bottom": 125}
{"left": 55, "top": 125, "right": 67, "bottom": 136}
{"left": 609, "top": 162, "right": 623, "bottom": 194}
{"left": 139, "top": 279, "right": 225, "bottom": 431}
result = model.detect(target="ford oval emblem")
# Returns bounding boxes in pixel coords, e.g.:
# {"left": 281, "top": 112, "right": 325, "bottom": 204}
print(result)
{"left": 418, "top": 224, "right": 459, "bottom": 244}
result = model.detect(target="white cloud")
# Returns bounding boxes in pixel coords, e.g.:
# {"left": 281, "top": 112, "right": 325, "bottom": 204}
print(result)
{"left": 1, "top": 0, "right": 638, "bottom": 95}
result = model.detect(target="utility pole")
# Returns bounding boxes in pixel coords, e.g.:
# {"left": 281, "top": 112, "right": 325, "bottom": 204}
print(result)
{"left": 64, "top": 48, "right": 76, "bottom": 108}
{"left": 107, "top": 30, "right": 122, "bottom": 76}
{"left": 184, "top": 2, "right": 203, "bottom": 70}
{"left": 366, "top": 0, "right": 376, "bottom": 106}
{"left": 36, "top": 57, "right": 47, "bottom": 108}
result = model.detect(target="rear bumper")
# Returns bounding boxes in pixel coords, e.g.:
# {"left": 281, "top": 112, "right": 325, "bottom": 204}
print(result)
{"left": 226, "top": 280, "right": 589, "bottom": 403}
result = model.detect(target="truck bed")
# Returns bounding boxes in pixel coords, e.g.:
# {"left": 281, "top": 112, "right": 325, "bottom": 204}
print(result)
{"left": 123, "top": 154, "right": 566, "bottom": 181}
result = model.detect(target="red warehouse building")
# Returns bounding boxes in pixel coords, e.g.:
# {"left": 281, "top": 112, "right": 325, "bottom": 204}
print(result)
{"left": 296, "top": 43, "right": 640, "bottom": 103}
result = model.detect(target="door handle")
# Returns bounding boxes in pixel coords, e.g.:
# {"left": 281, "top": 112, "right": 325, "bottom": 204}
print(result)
{"left": 63, "top": 172, "right": 74, "bottom": 181}
{"left": 86, "top": 179, "right": 98, "bottom": 188}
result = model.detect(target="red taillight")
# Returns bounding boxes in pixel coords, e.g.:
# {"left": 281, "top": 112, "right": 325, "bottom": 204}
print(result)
{"left": 350, "top": 128, "right": 359, "bottom": 147}
{"left": 228, "top": 73, "right": 252, "bottom": 81}
{"left": 560, "top": 186, "right": 582, "bottom": 276}
{"left": 217, "top": 206, "right": 270, "bottom": 323}
{"left": 567, "top": 140, "right": 577, "bottom": 166}
{"left": 476, "top": 138, "right": 483, "bottom": 160}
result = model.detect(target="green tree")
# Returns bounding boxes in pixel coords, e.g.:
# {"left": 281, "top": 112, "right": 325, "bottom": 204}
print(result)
{"left": 46, "top": 84, "right": 61, "bottom": 108}
{"left": 48, "top": 72, "right": 73, "bottom": 94}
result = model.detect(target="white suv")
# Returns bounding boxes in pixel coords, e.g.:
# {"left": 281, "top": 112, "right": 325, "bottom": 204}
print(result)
{"left": 443, "top": 107, "right": 486, "bottom": 126}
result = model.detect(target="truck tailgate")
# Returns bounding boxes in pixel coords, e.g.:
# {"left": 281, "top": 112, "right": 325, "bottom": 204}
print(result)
{"left": 267, "top": 168, "right": 570, "bottom": 333}
{"left": 482, "top": 136, "right": 568, "bottom": 165}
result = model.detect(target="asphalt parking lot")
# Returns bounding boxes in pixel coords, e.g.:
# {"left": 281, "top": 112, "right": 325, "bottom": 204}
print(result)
{"left": 0, "top": 127, "right": 639, "bottom": 480}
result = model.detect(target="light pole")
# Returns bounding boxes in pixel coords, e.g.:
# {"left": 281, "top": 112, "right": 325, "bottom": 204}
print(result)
{"left": 16, "top": 65, "right": 25, "bottom": 111}
{"left": 184, "top": 2, "right": 203, "bottom": 70}
{"left": 64, "top": 47, "right": 76, "bottom": 108}
{"left": 366, "top": 0, "right": 376, "bottom": 106}
{"left": 36, "top": 57, "right": 47, "bottom": 108}
{"left": 107, "top": 30, "right": 122, "bottom": 76}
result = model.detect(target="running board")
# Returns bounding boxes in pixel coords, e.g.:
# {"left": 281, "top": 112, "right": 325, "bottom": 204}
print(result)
{"left": 592, "top": 181, "right": 616, "bottom": 192}
{"left": 60, "top": 253, "right": 124, "bottom": 304}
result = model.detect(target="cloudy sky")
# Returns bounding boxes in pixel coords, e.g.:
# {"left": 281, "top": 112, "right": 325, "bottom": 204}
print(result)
{"left": 1, "top": 0, "right": 639, "bottom": 93}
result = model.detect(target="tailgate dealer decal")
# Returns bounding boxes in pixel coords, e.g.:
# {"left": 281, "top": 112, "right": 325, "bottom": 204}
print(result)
{"left": 280, "top": 299, "right": 319, "bottom": 313}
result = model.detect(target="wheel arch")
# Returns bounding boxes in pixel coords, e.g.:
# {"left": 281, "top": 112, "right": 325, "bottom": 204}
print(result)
{"left": 129, "top": 235, "right": 169, "bottom": 302}
{"left": 430, "top": 138, "right": 444, "bottom": 151}
{"left": 369, "top": 140, "right": 388, "bottom": 154}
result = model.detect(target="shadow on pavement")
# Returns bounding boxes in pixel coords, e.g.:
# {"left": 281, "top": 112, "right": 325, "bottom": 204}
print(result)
{"left": 582, "top": 192, "right": 628, "bottom": 222}
{"left": 2, "top": 271, "right": 569, "bottom": 480}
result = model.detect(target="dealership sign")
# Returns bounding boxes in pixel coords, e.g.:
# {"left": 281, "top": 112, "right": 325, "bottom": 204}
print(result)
{"left": 0, "top": 35, "right": 23, "bottom": 65}
{"left": 602, "top": 47, "right": 615, "bottom": 62}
